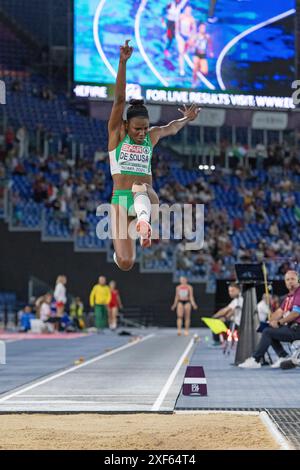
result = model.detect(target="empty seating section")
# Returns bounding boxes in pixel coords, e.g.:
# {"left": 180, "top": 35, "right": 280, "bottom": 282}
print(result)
{"left": 0, "top": 0, "right": 67, "bottom": 46}
{"left": 0, "top": 21, "right": 33, "bottom": 71}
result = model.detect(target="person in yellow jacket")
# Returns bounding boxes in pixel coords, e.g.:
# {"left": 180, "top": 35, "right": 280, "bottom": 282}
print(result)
{"left": 89, "top": 276, "right": 112, "bottom": 330}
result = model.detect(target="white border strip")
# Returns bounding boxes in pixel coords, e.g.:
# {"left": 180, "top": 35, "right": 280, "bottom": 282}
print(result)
{"left": 183, "top": 378, "right": 207, "bottom": 384}
{"left": 135, "top": 0, "right": 169, "bottom": 87}
{"left": 18, "top": 394, "right": 156, "bottom": 398}
{"left": 260, "top": 411, "right": 292, "bottom": 450}
{"left": 216, "top": 9, "right": 296, "bottom": 90}
{"left": 0, "top": 334, "right": 154, "bottom": 404}
{"left": 175, "top": 410, "right": 259, "bottom": 415}
{"left": 93, "top": 0, "right": 117, "bottom": 78}
{"left": 151, "top": 338, "right": 194, "bottom": 411}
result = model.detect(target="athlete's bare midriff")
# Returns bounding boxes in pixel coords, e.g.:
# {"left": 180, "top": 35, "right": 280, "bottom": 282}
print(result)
{"left": 112, "top": 174, "right": 152, "bottom": 190}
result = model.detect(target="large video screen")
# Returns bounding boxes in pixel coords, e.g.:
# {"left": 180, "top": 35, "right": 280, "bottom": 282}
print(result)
{"left": 74, "top": 0, "right": 296, "bottom": 108}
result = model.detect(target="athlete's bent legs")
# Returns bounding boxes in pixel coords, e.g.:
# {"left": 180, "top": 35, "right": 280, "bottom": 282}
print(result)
{"left": 132, "top": 182, "right": 159, "bottom": 248}
{"left": 112, "top": 204, "right": 136, "bottom": 271}
{"left": 132, "top": 182, "right": 151, "bottom": 223}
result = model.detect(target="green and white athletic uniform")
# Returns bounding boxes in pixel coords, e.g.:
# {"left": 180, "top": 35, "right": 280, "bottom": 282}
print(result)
{"left": 109, "top": 133, "right": 153, "bottom": 213}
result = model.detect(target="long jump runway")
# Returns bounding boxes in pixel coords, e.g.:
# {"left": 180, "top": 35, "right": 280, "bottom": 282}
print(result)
{"left": 0, "top": 329, "right": 195, "bottom": 412}
{"left": 1, "top": 328, "right": 299, "bottom": 449}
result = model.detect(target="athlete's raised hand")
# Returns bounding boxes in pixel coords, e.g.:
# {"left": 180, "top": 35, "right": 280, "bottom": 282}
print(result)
{"left": 120, "top": 39, "right": 133, "bottom": 62}
{"left": 178, "top": 104, "right": 201, "bottom": 122}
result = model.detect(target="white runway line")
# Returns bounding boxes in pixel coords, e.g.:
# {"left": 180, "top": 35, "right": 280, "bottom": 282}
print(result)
{"left": 1, "top": 401, "right": 153, "bottom": 404}
{"left": 151, "top": 338, "right": 194, "bottom": 411}
{"left": 0, "top": 334, "right": 154, "bottom": 404}
{"left": 0, "top": 405, "right": 156, "bottom": 412}
{"left": 260, "top": 411, "right": 293, "bottom": 450}
{"left": 20, "top": 394, "right": 156, "bottom": 398}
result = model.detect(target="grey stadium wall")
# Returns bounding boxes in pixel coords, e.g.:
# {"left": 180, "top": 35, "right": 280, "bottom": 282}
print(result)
{"left": 0, "top": 221, "right": 215, "bottom": 326}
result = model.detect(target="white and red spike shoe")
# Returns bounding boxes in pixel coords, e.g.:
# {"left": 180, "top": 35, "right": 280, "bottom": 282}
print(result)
{"left": 136, "top": 220, "right": 152, "bottom": 248}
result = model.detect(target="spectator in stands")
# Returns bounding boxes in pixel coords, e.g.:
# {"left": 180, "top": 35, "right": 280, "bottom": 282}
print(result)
{"left": 61, "top": 127, "right": 72, "bottom": 153}
{"left": 33, "top": 176, "right": 48, "bottom": 203}
{"left": 19, "top": 305, "right": 35, "bottom": 332}
{"left": 11, "top": 79, "right": 23, "bottom": 93}
{"left": 38, "top": 293, "right": 55, "bottom": 332}
{"left": 35, "top": 123, "right": 46, "bottom": 153}
{"left": 211, "top": 282, "right": 243, "bottom": 345}
{"left": 239, "top": 271, "right": 300, "bottom": 369}
{"left": 277, "top": 262, "right": 290, "bottom": 277}
{"left": 41, "top": 85, "right": 54, "bottom": 101}
{"left": 12, "top": 158, "right": 26, "bottom": 176}
{"left": 108, "top": 281, "right": 123, "bottom": 331}
{"left": 255, "top": 143, "right": 267, "bottom": 169}
{"left": 94, "top": 148, "right": 107, "bottom": 162}
{"left": 34, "top": 294, "right": 45, "bottom": 318}
{"left": 89, "top": 276, "right": 111, "bottom": 331}
{"left": 269, "top": 221, "right": 279, "bottom": 237}
{"left": 16, "top": 125, "right": 29, "bottom": 159}
{"left": 39, "top": 293, "right": 52, "bottom": 323}
{"left": 5, "top": 127, "right": 15, "bottom": 153}
{"left": 54, "top": 275, "right": 67, "bottom": 318}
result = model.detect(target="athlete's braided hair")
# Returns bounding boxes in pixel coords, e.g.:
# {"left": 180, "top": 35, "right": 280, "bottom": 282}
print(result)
{"left": 126, "top": 99, "right": 149, "bottom": 121}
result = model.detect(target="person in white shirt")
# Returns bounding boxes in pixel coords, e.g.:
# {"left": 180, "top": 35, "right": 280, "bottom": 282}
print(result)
{"left": 212, "top": 283, "right": 243, "bottom": 343}
{"left": 40, "top": 293, "right": 52, "bottom": 322}
{"left": 16, "top": 125, "right": 29, "bottom": 159}
{"left": 256, "top": 294, "right": 270, "bottom": 323}
{"left": 54, "top": 275, "right": 67, "bottom": 317}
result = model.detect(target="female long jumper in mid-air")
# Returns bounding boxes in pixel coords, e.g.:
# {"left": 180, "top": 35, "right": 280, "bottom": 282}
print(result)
{"left": 108, "top": 39, "right": 200, "bottom": 272}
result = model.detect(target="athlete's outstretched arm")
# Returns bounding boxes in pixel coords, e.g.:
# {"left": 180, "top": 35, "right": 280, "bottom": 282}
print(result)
{"left": 108, "top": 40, "right": 133, "bottom": 144}
{"left": 149, "top": 104, "right": 200, "bottom": 146}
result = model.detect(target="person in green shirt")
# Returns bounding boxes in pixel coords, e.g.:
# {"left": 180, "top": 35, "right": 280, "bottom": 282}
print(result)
{"left": 89, "top": 276, "right": 112, "bottom": 331}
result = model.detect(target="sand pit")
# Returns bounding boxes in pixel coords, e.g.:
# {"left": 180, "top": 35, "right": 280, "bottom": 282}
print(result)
{"left": 0, "top": 413, "right": 279, "bottom": 450}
